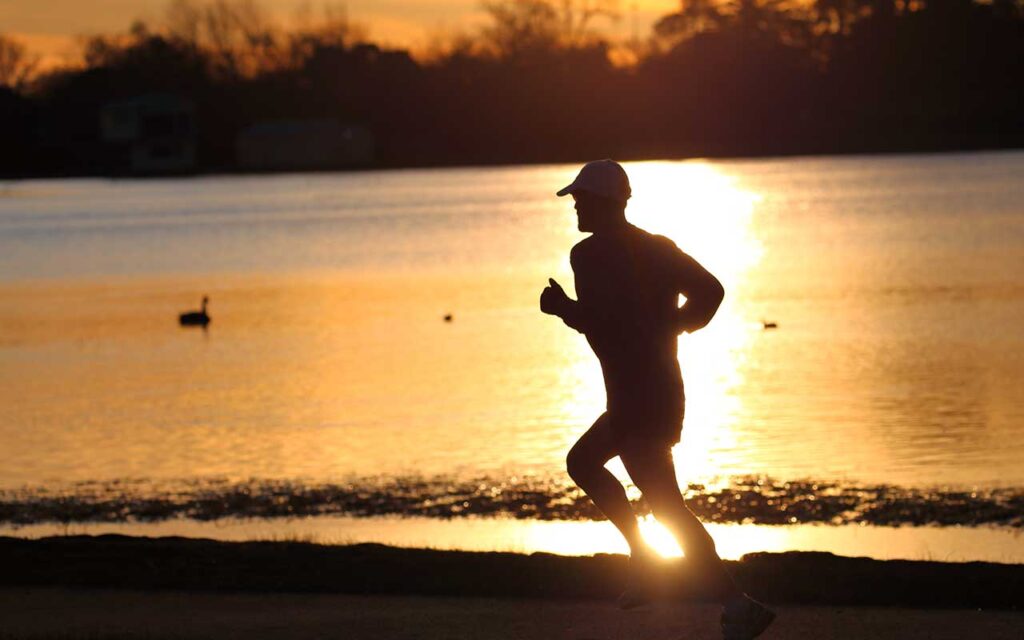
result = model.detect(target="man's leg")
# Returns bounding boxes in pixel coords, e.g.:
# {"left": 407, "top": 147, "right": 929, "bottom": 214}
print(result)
{"left": 618, "top": 443, "right": 776, "bottom": 637}
{"left": 619, "top": 443, "right": 741, "bottom": 603}
{"left": 566, "top": 413, "right": 648, "bottom": 556}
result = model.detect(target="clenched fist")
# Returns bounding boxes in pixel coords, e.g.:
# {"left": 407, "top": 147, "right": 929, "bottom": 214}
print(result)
{"left": 540, "top": 278, "right": 571, "bottom": 317}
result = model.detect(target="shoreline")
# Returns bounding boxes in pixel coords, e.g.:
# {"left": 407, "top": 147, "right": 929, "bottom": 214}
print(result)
{"left": 4, "top": 474, "right": 1020, "bottom": 529}
{"left": 2, "top": 535, "right": 1021, "bottom": 610}
{"left": 2, "top": 146, "right": 1022, "bottom": 182}
{"left": 5, "top": 515, "right": 1024, "bottom": 565}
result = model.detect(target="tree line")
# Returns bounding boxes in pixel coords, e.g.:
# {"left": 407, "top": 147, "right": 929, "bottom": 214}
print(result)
{"left": 1, "top": 0, "right": 1022, "bottom": 176}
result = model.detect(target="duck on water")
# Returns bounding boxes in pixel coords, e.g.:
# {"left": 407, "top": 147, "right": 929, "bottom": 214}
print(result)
{"left": 179, "top": 296, "right": 210, "bottom": 327}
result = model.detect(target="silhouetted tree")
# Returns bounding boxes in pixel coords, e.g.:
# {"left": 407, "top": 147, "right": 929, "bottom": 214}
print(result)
{"left": 0, "top": 34, "right": 38, "bottom": 91}
{"left": 479, "top": 0, "right": 620, "bottom": 59}
{"left": 1, "top": 0, "right": 1022, "bottom": 177}
{"left": 654, "top": 0, "right": 725, "bottom": 44}
{"left": 812, "top": 0, "right": 872, "bottom": 35}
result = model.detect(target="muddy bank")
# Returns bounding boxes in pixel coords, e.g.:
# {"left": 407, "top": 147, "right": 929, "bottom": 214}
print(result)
{"left": 3, "top": 475, "right": 1021, "bottom": 528}
{"left": 1, "top": 535, "right": 1020, "bottom": 610}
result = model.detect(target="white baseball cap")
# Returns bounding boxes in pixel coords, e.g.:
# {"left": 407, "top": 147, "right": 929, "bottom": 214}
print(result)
{"left": 556, "top": 159, "right": 631, "bottom": 202}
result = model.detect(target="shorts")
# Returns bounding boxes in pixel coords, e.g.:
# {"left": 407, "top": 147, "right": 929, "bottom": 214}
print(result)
{"left": 606, "top": 397, "right": 685, "bottom": 451}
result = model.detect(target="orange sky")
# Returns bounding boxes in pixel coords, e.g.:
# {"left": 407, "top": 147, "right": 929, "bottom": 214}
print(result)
{"left": 2, "top": 0, "right": 677, "bottom": 67}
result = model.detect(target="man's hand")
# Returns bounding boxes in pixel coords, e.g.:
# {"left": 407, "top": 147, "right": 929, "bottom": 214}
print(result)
{"left": 540, "top": 278, "right": 571, "bottom": 317}
{"left": 675, "top": 275, "right": 725, "bottom": 334}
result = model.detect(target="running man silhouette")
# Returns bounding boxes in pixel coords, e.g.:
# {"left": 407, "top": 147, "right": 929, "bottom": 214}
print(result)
{"left": 540, "top": 160, "right": 775, "bottom": 640}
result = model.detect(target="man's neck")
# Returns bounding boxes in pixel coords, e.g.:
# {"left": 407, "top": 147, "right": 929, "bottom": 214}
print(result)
{"left": 591, "top": 218, "right": 631, "bottom": 237}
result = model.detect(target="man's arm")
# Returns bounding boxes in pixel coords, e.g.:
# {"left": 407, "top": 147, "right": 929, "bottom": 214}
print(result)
{"left": 539, "top": 277, "right": 586, "bottom": 331}
{"left": 551, "top": 293, "right": 590, "bottom": 333}
{"left": 671, "top": 247, "right": 724, "bottom": 334}
{"left": 539, "top": 244, "right": 610, "bottom": 334}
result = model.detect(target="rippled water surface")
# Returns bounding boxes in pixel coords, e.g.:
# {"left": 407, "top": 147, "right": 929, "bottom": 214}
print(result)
{"left": 2, "top": 151, "right": 1023, "bottom": 558}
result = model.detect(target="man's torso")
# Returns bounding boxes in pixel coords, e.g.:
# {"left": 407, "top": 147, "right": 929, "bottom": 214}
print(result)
{"left": 571, "top": 225, "right": 685, "bottom": 423}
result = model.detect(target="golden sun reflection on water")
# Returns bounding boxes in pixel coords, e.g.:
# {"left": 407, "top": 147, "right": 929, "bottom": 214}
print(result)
{"left": 556, "top": 161, "right": 765, "bottom": 491}
{"left": 509, "top": 516, "right": 1024, "bottom": 564}
{"left": 6, "top": 515, "right": 1024, "bottom": 564}
{"left": 5, "top": 156, "right": 1023, "bottom": 566}
{"left": 527, "top": 516, "right": 789, "bottom": 560}
{"left": 538, "top": 160, "right": 776, "bottom": 561}
{"left": 521, "top": 515, "right": 789, "bottom": 561}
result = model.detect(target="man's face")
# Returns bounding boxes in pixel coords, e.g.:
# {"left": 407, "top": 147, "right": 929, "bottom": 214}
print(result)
{"left": 572, "top": 190, "right": 613, "bottom": 232}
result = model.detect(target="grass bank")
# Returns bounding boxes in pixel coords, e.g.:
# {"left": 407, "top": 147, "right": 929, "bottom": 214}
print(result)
{"left": 1, "top": 535, "right": 1020, "bottom": 610}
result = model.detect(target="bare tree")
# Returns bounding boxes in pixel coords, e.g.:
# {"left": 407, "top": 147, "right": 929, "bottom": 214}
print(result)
{"left": 0, "top": 34, "right": 39, "bottom": 91}
{"left": 290, "top": 1, "right": 366, "bottom": 45}
{"left": 420, "top": 27, "right": 487, "bottom": 65}
{"left": 655, "top": 0, "right": 809, "bottom": 46}
{"left": 480, "top": 0, "right": 620, "bottom": 59}
{"left": 166, "top": 0, "right": 204, "bottom": 48}
{"left": 480, "top": 0, "right": 561, "bottom": 58}
{"left": 558, "top": 0, "right": 622, "bottom": 46}
{"left": 286, "top": 2, "right": 369, "bottom": 66}
{"left": 201, "top": 0, "right": 275, "bottom": 76}
{"left": 163, "top": 0, "right": 368, "bottom": 75}
{"left": 654, "top": 0, "right": 724, "bottom": 43}
{"left": 812, "top": 0, "right": 873, "bottom": 34}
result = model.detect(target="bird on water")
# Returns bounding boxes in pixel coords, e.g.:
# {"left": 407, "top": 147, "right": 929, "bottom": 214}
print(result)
{"left": 179, "top": 296, "right": 210, "bottom": 327}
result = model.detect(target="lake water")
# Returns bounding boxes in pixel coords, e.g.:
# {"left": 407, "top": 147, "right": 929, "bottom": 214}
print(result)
{"left": 2, "top": 151, "right": 1022, "bottom": 562}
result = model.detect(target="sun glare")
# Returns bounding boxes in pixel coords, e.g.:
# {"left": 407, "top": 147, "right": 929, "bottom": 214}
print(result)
{"left": 631, "top": 161, "right": 763, "bottom": 480}
{"left": 541, "top": 160, "right": 768, "bottom": 558}
{"left": 638, "top": 515, "right": 684, "bottom": 557}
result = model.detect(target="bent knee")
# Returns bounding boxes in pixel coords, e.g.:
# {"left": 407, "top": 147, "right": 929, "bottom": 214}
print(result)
{"left": 566, "top": 447, "right": 600, "bottom": 484}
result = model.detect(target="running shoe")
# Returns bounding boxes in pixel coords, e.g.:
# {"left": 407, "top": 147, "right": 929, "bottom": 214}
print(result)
{"left": 720, "top": 595, "right": 776, "bottom": 639}
{"left": 616, "top": 550, "right": 659, "bottom": 610}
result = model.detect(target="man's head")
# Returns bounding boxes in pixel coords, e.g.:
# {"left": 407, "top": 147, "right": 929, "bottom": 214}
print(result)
{"left": 556, "top": 159, "right": 630, "bottom": 233}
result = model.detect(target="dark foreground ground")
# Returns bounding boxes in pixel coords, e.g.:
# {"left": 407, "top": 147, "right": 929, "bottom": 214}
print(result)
{"left": 0, "top": 535, "right": 1021, "bottom": 639}
{"left": 2, "top": 588, "right": 1023, "bottom": 640}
